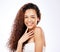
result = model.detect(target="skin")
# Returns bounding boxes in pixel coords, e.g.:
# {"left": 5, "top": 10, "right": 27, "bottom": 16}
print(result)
{"left": 16, "top": 9, "right": 46, "bottom": 52}
{"left": 24, "top": 9, "right": 39, "bottom": 30}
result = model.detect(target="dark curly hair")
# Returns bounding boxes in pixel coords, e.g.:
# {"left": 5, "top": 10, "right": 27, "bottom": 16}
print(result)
{"left": 8, "top": 3, "right": 41, "bottom": 52}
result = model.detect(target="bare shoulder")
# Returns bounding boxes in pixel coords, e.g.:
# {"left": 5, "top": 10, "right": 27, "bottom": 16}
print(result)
{"left": 34, "top": 26, "right": 46, "bottom": 47}
{"left": 34, "top": 26, "right": 43, "bottom": 43}
{"left": 33, "top": 27, "right": 43, "bottom": 39}
{"left": 34, "top": 26, "right": 43, "bottom": 34}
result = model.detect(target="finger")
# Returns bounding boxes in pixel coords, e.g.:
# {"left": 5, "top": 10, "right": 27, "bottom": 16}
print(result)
{"left": 28, "top": 30, "right": 34, "bottom": 34}
{"left": 25, "top": 28, "right": 28, "bottom": 33}
{"left": 29, "top": 35, "right": 34, "bottom": 38}
{"left": 28, "top": 31, "right": 34, "bottom": 36}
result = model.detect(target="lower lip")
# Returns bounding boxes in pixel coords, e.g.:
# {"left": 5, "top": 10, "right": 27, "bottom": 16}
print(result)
{"left": 28, "top": 25, "right": 32, "bottom": 26}
{"left": 27, "top": 24, "right": 33, "bottom": 26}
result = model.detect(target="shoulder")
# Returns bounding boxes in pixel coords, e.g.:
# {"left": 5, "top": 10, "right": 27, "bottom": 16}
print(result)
{"left": 34, "top": 26, "right": 46, "bottom": 46}
{"left": 34, "top": 26, "right": 43, "bottom": 39}
{"left": 34, "top": 26, "right": 43, "bottom": 35}
{"left": 34, "top": 26, "right": 43, "bottom": 43}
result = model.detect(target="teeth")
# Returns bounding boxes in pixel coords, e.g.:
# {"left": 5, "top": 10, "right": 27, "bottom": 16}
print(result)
{"left": 28, "top": 24, "right": 32, "bottom": 25}
{"left": 28, "top": 23, "right": 32, "bottom": 25}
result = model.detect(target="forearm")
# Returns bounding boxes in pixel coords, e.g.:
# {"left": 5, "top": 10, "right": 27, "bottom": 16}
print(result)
{"left": 16, "top": 42, "right": 23, "bottom": 52}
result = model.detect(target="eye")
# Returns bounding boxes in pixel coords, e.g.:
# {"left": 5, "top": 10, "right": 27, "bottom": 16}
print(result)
{"left": 24, "top": 16, "right": 28, "bottom": 18}
{"left": 31, "top": 16, "right": 35, "bottom": 18}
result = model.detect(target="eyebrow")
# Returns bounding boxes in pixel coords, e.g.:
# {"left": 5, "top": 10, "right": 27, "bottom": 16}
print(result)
{"left": 24, "top": 15, "right": 35, "bottom": 17}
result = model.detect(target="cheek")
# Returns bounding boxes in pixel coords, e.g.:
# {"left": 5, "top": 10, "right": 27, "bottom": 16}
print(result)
{"left": 33, "top": 19, "right": 37, "bottom": 24}
{"left": 24, "top": 19, "right": 27, "bottom": 24}
{"left": 24, "top": 18, "right": 37, "bottom": 25}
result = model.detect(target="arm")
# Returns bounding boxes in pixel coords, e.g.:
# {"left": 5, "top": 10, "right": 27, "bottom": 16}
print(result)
{"left": 16, "top": 42, "right": 23, "bottom": 52}
{"left": 16, "top": 28, "right": 34, "bottom": 52}
{"left": 34, "top": 27, "right": 44, "bottom": 52}
{"left": 42, "top": 30, "right": 46, "bottom": 47}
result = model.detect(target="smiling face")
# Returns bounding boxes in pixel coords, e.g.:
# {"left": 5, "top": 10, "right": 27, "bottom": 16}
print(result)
{"left": 24, "top": 9, "right": 39, "bottom": 30}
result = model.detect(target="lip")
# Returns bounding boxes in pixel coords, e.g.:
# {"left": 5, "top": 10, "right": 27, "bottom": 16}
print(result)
{"left": 27, "top": 23, "right": 33, "bottom": 26}
{"left": 27, "top": 24, "right": 32, "bottom": 26}
{"left": 27, "top": 23, "right": 33, "bottom": 25}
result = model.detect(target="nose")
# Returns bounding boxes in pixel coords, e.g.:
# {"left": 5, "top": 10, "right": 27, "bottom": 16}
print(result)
{"left": 28, "top": 18, "right": 31, "bottom": 22}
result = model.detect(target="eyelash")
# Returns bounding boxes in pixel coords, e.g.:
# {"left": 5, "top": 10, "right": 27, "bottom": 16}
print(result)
{"left": 25, "top": 17, "right": 28, "bottom": 18}
{"left": 31, "top": 17, "right": 35, "bottom": 18}
{"left": 25, "top": 17, "right": 35, "bottom": 18}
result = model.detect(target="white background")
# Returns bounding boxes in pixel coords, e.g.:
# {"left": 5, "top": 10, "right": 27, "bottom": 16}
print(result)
{"left": 0, "top": 0, "right": 60, "bottom": 52}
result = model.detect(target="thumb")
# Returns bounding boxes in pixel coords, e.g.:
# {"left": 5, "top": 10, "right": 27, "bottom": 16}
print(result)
{"left": 25, "top": 28, "right": 28, "bottom": 33}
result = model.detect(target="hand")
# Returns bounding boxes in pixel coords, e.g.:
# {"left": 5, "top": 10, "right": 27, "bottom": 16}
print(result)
{"left": 18, "top": 28, "right": 34, "bottom": 44}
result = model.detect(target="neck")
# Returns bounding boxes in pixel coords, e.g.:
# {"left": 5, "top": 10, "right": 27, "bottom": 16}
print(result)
{"left": 28, "top": 26, "right": 36, "bottom": 32}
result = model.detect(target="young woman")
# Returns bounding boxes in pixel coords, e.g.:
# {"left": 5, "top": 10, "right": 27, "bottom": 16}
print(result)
{"left": 8, "top": 3, "right": 46, "bottom": 52}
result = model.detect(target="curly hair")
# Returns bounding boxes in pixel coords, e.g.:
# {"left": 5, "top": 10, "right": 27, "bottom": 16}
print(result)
{"left": 8, "top": 3, "right": 41, "bottom": 52}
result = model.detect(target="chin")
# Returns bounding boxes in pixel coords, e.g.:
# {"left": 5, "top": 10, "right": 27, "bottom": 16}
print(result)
{"left": 27, "top": 26, "right": 34, "bottom": 29}
{"left": 27, "top": 27, "right": 33, "bottom": 29}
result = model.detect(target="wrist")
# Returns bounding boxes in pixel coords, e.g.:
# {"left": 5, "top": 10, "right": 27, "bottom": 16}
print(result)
{"left": 18, "top": 41, "right": 23, "bottom": 46}
{"left": 16, "top": 41, "right": 23, "bottom": 50}
{"left": 18, "top": 39, "right": 23, "bottom": 45}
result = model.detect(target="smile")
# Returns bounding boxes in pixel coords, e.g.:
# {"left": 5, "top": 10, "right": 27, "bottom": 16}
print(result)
{"left": 27, "top": 23, "right": 33, "bottom": 26}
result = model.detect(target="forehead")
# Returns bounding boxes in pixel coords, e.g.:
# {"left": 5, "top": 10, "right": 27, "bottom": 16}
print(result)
{"left": 24, "top": 9, "right": 37, "bottom": 16}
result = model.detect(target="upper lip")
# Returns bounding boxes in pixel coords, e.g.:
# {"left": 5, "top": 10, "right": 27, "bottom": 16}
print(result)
{"left": 27, "top": 23, "right": 33, "bottom": 25}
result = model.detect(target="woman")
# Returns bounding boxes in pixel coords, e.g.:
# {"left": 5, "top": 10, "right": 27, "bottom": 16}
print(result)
{"left": 8, "top": 3, "right": 46, "bottom": 52}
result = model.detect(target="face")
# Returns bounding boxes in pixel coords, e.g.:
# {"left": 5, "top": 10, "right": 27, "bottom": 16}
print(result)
{"left": 24, "top": 9, "right": 39, "bottom": 30}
